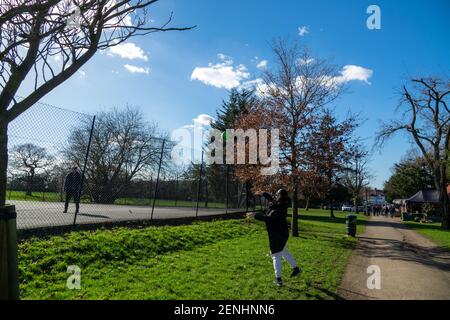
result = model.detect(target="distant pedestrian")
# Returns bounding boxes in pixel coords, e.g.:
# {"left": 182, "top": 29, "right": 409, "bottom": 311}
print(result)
{"left": 390, "top": 205, "right": 395, "bottom": 218}
{"left": 247, "top": 189, "right": 301, "bottom": 287}
{"left": 63, "top": 166, "right": 82, "bottom": 214}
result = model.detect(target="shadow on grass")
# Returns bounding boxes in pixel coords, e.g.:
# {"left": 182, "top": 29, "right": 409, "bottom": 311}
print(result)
{"left": 310, "top": 285, "right": 345, "bottom": 300}
{"left": 299, "top": 213, "right": 367, "bottom": 225}
{"left": 300, "top": 214, "right": 345, "bottom": 226}
{"left": 405, "top": 221, "right": 448, "bottom": 232}
{"left": 295, "top": 232, "right": 356, "bottom": 251}
{"left": 283, "top": 282, "right": 345, "bottom": 300}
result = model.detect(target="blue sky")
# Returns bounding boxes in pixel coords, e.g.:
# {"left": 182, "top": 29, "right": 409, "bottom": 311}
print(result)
{"left": 17, "top": 0, "right": 450, "bottom": 188}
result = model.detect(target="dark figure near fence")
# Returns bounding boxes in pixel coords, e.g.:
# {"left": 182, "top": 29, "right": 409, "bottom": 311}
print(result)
{"left": 247, "top": 189, "right": 301, "bottom": 287}
{"left": 389, "top": 205, "right": 395, "bottom": 218}
{"left": 63, "top": 167, "right": 82, "bottom": 214}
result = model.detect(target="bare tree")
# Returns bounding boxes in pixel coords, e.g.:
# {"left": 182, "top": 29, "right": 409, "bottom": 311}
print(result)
{"left": 0, "top": 0, "right": 194, "bottom": 206}
{"left": 376, "top": 77, "right": 450, "bottom": 229}
{"left": 235, "top": 40, "right": 347, "bottom": 236}
{"left": 64, "top": 106, "right": 170, "bottom": 203}
{"left": 10, "top": 143, "right": 53, "bottom": 196}
{"left": 343, "top": 144, "right": 372, "bottom": 213}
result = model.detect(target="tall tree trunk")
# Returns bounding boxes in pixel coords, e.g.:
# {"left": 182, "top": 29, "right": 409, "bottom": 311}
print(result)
{"left": 0, "top": 118, "right": 8, "bottom": 207}
{"left": 26, "top": 171, "right": 35, "bottom": 196}
{"left": 305, "top": 196, "right": 310, "bottom": 211}
{"left": 204, "top": 177, "right": 209, "bottom": 208}
{"left": 330, "top": 198, "right": 335, "bottom": 219}
{"left": 291, "top": 184, "right": 299, "bottom": 237}
{"left": 441, "top": 189, "right": 449, "bottom": 230}
{"left": 440, "top": 165, "right": 450, "bottom": 230}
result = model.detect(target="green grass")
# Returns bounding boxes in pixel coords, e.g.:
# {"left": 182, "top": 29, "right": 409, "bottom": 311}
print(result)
{"left": 7, "top": 190, "right": 62, "bottom": 202}
{"left": 114, "top": 197, "right": 227, "bottom": 209}
{"left": 7, "top": 190, "right": 228, "bottom": 209}
{"left": 404, "top": 221, "right": 450, "bottom": 250}
{"left": 18, "top": 209, "right": 367, "bottom": 300}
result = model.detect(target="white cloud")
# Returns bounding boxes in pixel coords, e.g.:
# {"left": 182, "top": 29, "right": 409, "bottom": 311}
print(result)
{"left": 256, "top": 60, "right": 268, "bottom": 69}
{"left": 298, "top": 26, "right": 309, "bottom": 36}
{"left": 193, "top": 114, "right": 215, "bottom": 127}
{"left": 191, "top": 55, "right": 250, "bottom": 90}
{"left": 240, "top": 78, "right": 274, "bottom": 97}
{"left": 101, "top": 1, "right": 133, "bottom": 27}
{"left": 124, "top": 64, "right": 150, "bottom": 74}
{"left": 336, "top": 65, "right": 373, "bottom": 84}
{"left": 242, "top": 65, "right": 373, "bottom": 96}
{"left": 109, "top": 42, "right": 148, "bottom": 61}
{"left": 181, "top": 113, "right": 215, "bottom": 131}
{"left": 217, "top": 53, "right": 232, "bottom": 63}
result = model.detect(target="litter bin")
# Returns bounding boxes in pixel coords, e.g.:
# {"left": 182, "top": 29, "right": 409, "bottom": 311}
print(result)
{"left": 0, "top": 205, "right": 19, "bottom": 300}
{"left": 346, "top": 214, "right": 357, "bottom": 237}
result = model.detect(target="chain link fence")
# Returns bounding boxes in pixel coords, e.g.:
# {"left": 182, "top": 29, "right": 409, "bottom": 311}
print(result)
{"left": 6, "top": 101, "right": 265, "bottom": 230}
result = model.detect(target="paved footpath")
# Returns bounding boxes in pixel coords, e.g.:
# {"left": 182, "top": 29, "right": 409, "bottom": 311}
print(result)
{"left": 338, "top": 215, "right": 450, "bottom": 300}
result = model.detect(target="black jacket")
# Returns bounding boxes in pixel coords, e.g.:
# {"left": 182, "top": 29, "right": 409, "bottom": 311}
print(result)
{"left": 255, "top": 193, "right": 290, "bottom": 254}
{"left": 64, "top": 171, "right": 82, "bottom": 193}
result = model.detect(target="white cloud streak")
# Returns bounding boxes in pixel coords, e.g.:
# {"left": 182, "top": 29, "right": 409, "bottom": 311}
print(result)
{"left": 124, "top": 64, "right": 150, "bottom": 74}
{"left": 335, "top": 65, "right": 373, "bottom": 84}
{"left": 191, "top": 54, "right": 250, "bottom": 90}
{"left": 298, "top": 26, "right": 309, "bottom": 36}
{"left": 109, "top": 42, "right": 148, "bottom": 61}
{"left": 256, "top": 60, "right": 268, "bottom": 69}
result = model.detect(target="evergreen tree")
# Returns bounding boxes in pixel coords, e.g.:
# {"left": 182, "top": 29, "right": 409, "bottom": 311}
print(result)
{"left": 209, "top": 89, "right": 256, "bottom": 209}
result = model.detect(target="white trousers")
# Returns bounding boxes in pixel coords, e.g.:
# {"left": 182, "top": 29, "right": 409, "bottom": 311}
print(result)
{"left": 271, "top": 246, "right": 298, "bottom": 278}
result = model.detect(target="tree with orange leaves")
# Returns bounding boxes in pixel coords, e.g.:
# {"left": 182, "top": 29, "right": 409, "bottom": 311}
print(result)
{"left": 303, "top": 109, "right": 359, "bottom": 218}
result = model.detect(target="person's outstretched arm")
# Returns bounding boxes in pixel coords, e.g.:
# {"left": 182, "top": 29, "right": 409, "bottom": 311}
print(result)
{"left": 254, "top": 207, "right": 284, "bottom": 223}
{"left": 262, "top": 192, "right": 273, "bottom": 202}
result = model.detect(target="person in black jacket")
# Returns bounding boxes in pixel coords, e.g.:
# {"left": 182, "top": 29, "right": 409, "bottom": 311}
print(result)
{"left": 247, "top": 189, "right": 301, "bottom": 286}
{"left": 63, "top": 167, "right": 82, "bottom": 214}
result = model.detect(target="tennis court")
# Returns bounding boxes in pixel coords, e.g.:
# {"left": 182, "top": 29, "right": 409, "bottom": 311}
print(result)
{"left": 8, "top": 200, "right": 244, "bottom": 230}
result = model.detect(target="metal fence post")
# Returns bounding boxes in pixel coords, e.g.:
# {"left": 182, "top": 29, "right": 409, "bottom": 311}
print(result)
{"left": 245, "top": 181, "right": 249, "bottom": 212}
{"left": 0, "top": 205, "right": 19, "bottom": 300}
{"left": 148, "top": 177, "right": 153, "bottom": 206}
{"left": 225, "top": 165, "right": 229, "bottom": 214}
{"left": 174, "top": 173, "right": 178, "bottom": 207}
{"left": 151, "top": 139, "right": 165, "bottom": 220}
{"left": 73, "top": 115, "right": 96, "bottom": 226}
{"left": 204, "top": 166, "right": 208, "bottom": 208}
{"left": 195, "top": 150, "right": 204, "bottom": 218}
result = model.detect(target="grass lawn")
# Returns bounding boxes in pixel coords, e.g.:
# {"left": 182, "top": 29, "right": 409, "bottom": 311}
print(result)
{"left": 18, "top": 209, "right": 367, "bottom": 300}
{"left": 404, "top": 221, "right": 450, "bottom": 250}
{"left": 114, "top": 197, "right": 227, "bottom": 209}
{"left": 7, "top": 190, "right": 229, "bottom": 209}
{"left": 7, "top": 190, "right": 62, "bottom": 202}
